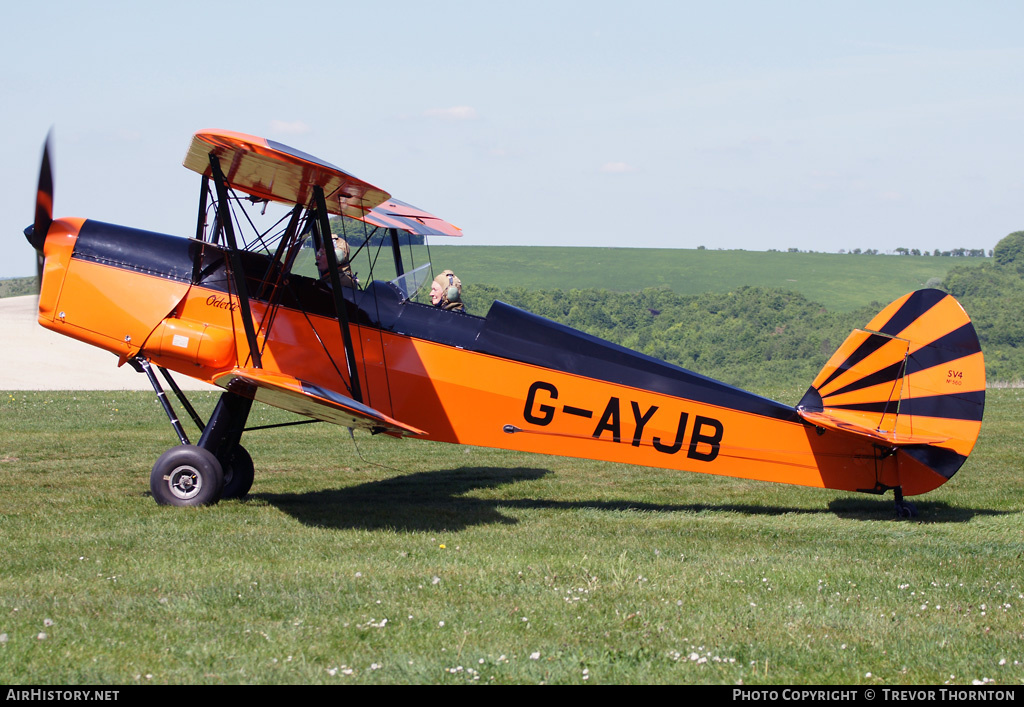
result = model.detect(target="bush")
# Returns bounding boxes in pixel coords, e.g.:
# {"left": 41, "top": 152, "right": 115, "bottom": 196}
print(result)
{"left": 993, "top": 231, "right": 1024, "bottom": 273}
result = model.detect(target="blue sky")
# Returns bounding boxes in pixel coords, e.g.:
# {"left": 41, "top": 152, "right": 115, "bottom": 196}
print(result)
{"left": 3, "top": 0, "right": 1022, "bottom": 278}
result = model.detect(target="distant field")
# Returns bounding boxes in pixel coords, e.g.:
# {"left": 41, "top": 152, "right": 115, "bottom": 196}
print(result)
{"left": 365, "top": 246, "right": 985, "bottom": 312}
{"left": 7, "top": 247, "right": 983, "bottom": 313}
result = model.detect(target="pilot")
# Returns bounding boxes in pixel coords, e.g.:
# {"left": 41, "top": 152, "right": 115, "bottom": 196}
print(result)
{"left": 316, "top": 236, "right": 357, "bottom": 288}
{"left": 430, "top": 269, "right": 464, "bottom": 312}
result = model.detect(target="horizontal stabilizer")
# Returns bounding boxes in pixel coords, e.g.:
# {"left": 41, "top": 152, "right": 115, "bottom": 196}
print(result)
{"left": 215, "top": 368, "right": 424, "bottom": 437}
{"left": 797, "top": 409, "right": 949, "bottom": 445}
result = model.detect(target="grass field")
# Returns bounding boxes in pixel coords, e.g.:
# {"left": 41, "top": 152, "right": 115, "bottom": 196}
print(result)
{"left": 1, "top": 388, "right": 1021, "bottom": 685}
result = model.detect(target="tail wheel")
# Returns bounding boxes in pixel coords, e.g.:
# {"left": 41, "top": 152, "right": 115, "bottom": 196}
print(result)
{"left": 895, "top": 502, "right": 918, "bottom": 520}
{"left": 150, "top": 445, "right": 224, "bottom": 507}
{"left": 220, "top": 445, "right": 255, "bottom": 500}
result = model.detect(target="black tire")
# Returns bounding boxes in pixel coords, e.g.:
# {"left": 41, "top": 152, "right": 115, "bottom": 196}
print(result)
{"left": 220, "top": 445, "right": 255, "bottom": 500}
{"left": 150, "top": 445, "right": 224, "bottom": 507}
{"left": 895, "top": 501, "right": 918, "bottom": 520}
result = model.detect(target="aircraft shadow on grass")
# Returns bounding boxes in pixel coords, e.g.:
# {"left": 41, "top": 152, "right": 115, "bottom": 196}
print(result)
{"left": 251, "top": 466, "right": 1006, "bottom": 532}
{"left": 826, "top": 497, "right": 1007, "bottom": 524}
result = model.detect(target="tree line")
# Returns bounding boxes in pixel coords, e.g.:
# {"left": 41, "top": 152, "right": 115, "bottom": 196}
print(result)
{"left": 774, "top": 248, "right": 991, "bottom": 256}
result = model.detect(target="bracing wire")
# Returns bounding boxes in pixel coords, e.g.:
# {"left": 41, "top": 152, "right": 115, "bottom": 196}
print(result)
{"left": 346, "top": 427, "right": 403, "bottom": 474}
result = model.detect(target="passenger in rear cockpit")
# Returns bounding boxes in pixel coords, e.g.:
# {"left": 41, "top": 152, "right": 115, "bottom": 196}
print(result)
{"left": 430, "top": 269, "right": 464, "bottom": 312}
{"left": 316, "top": 236, "right": 357, "bottom": 288}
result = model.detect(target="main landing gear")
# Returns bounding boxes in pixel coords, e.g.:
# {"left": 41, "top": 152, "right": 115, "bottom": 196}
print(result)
{"left": 893, "top": 487, "right": 918, "bottom": 520}
{"left": 134, "top": 359, "right": 255, "bottom": 507}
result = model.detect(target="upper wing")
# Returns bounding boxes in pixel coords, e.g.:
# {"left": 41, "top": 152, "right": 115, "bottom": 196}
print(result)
{"left": 355, "top": 197, "right": 463, "bottom": 237}
{"left": 183, "top": 129, "right": 390, "bottom": 217}
{"left": 215, "top": 367, "right": 425, "bottom": 438}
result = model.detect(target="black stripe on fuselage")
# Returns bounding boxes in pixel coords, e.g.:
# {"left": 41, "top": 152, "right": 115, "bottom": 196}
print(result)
{"left": 74, "top": 220, "right": 199, "bottom": 282}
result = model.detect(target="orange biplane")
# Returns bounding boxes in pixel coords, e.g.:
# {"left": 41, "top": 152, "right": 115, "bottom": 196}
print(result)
{"left": 24, "top": 130, "right": 985, "bottom": 517}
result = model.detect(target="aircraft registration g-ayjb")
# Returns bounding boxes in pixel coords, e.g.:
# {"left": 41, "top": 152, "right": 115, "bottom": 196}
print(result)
{"left": 23, "top": 129, "right": 985, "bottom": 517}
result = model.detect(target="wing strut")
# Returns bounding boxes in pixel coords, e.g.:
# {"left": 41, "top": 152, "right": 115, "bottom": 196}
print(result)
{"left": 313, "top": 185, "right": 363, "bottom": 403}
{"left": 208, "top": 153, "right": 263, "bottom": 369}
{"left": 389, "top": 227, "right": 405, "bottom": 279}
{"left": 194, "top": 176, "right": 209, "bottom": 242}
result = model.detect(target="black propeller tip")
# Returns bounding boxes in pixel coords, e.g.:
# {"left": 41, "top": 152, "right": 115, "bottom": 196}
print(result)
{"left": 31, "top": 133, "right": 54, "bottom": 252}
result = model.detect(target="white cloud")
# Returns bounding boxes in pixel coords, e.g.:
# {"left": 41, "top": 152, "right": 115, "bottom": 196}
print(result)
{"left": 424, "top": 106, "right": 479, "bottom": 121}
{"left": 269, "top": 120, "right": 311, "bottom": 135}
{"left": 600, "top": 161, "right": 638, "bottom": 174}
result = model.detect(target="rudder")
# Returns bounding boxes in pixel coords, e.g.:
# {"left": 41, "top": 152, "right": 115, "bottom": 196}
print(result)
{"left": 797, "top": 289, "right": 985, "bottom": 494}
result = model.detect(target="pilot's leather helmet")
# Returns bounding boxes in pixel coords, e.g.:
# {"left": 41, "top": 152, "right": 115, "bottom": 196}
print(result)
{"left": 433, "top": 270, "right": 461, "bottom": 303}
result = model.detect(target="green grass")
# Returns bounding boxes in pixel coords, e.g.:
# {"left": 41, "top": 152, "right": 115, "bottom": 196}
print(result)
{"left": 1, "top": 388, "right": 1022, "bottom": 684}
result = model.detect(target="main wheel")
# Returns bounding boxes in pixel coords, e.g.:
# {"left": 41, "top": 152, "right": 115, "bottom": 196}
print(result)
{"left": 220, "top": 445, "right": 255, "bottom": 500}
{"left": 150, "top": 445, "right": 224, "bottom": 507}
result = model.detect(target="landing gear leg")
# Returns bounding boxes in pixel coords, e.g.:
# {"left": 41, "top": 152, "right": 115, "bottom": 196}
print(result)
{"left": 136, "top": 357, "right": 257, "bottom": 507}
{"left": 220, "top": 444, "right": 255, "bottom": 500}
{"left": 893, "top": 487, "right": 917, "bottom": 519}
{"left": 197, "top": 391, "right": 255, "bottom": 500}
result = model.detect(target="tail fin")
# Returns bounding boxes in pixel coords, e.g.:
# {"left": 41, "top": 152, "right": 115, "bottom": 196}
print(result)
{"left": 797, "top": 289, "right": 985, "bottom": 493}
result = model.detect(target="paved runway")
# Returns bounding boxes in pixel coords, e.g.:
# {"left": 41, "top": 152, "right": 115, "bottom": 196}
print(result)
{"left": 0, "top": 295, "right": 216, "bottom": 391}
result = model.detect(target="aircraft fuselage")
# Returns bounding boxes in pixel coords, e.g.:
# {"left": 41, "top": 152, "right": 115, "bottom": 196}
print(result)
{"left": 34, "top": 218, "right": 953, "bottom": 496}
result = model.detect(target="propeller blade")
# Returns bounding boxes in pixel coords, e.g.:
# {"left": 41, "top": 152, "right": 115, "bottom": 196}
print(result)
{"left": 27, "top": 133, "right": 53, "bottom": 251}
{"left": 35, "top": 252, "right": 44, "bottom": 295}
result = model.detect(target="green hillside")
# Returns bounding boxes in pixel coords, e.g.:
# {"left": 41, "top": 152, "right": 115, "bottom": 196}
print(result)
{"left": 393, "top": 246, "right": 983, "bottom": 312}
{"left": 0, "top": 277, "right": 36, "bottom": 299}
{"left": 3, "top": 248, "right": 984, "bottom": 313}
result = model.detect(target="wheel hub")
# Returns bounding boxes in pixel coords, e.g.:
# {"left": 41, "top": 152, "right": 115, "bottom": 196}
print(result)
{"left": 166, "top": 465, "right": 202, "bottom": 499}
